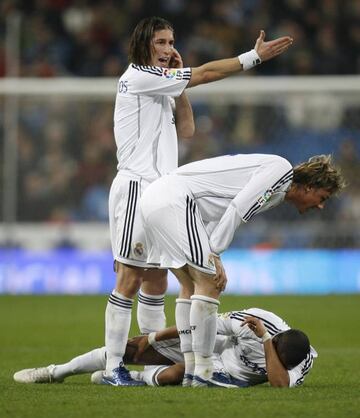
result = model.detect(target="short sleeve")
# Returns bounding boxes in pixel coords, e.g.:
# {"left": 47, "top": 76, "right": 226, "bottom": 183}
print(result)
{"left": 216, "top": 311, "right": 250, "bottom": 336}
{"left": 128, "top": 65, "right": 191, "bottom": 97}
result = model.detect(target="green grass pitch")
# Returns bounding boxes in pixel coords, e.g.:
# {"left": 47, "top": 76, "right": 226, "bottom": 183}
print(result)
{"left": 0, "top": 294, "right": 359, "bottom": 418}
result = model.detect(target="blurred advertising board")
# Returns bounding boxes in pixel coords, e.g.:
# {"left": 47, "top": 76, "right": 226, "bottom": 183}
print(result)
{"left": 0, "top": 249, "right": 359, "bottom": 294}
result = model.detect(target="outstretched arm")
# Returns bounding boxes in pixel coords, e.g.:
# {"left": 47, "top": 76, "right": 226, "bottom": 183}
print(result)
{"left": 242, "top": 316, "right": 290, "bottom": 387}
{"left": 188, "top": 30, "right": 293, "bottom": 87}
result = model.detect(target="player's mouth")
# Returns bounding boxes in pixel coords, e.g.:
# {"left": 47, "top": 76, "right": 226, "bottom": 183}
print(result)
{"left": 158, "top": 57, "right": 169, "bottom": 66}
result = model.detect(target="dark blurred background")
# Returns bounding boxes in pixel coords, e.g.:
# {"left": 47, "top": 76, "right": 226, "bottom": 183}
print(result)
{"left": 0, "top": 0, "right": 359, "bottom": 252}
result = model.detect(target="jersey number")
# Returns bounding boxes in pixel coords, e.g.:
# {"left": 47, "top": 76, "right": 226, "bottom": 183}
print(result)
{"left": 118, "top": 81, "right": 128, "bottom": 93}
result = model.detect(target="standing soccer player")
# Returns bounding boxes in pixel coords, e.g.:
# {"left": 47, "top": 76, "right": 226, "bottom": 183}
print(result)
{"left": 140, "top": 154, "right": 345, "bottom": 386}
{"left": 104, "top": 16, "right": 294, "bottom": 386}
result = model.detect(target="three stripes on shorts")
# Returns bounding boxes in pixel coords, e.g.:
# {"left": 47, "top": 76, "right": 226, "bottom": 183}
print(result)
{"left": 120, "top": 180, "right": 139, "bottom": 258}
{"left": 186, "top": 196, "right": 204, "bottom": 268}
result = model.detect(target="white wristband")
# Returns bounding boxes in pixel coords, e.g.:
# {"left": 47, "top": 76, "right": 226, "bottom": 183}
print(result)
{"left": 261, "top": 331, "right": 272, "bottom": 343}
{"left": 238, "top": 49, "right": 261, "bottom": 71}
{"left": 148, "top": 332, "right": 156, "bottom": 346}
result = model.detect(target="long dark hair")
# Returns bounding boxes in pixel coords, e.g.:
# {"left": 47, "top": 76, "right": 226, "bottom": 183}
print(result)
{"left": 128, "top": 16, "right": 174, "bottom": 65}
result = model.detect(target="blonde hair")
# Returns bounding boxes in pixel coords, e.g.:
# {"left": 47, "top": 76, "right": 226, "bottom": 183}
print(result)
{"left": 293, "top": 154, "right": 346, "bottom": 195}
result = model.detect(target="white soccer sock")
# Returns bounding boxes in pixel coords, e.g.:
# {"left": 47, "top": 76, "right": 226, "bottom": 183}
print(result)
{"left": 190, "top": 295, "right": 219, "bottom": 380}
{"left": 175, "top": 298, "right": 194, "bottom": 376}
{"left": 183, "top": 352, "right": 195, "bottom": 377}
{"left": 137, "top": 366, "right": 168, "bottom": 386}
{"left": 137, "top": 290, "right": 166, "bottom": 334}
{"left": 193, "top": 353, "right": 213, "bottom": 381}
{"left": 105, "top": 290, "right": 133, "bottom": 374}
{"left": 176, "top": 298, "right": 192, "bottom": 352}
{"left": 52, "top": 347, "right": 106, "bottom": 381}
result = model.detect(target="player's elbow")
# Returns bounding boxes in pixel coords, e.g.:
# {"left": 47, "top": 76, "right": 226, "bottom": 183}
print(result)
{"left": 177, "top": 123, "right": 195, "bottom": 139}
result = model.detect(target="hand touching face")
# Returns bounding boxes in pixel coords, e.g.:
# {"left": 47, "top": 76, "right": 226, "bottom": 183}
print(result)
{"left": 150, "top": 29, "right": 175, "bottom": 67}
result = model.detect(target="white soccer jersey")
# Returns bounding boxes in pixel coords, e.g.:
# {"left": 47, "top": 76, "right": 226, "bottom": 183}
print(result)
{"left": 173, "top": 153, "right": 294, "bottom": 254}
{"left": 215, "top": 308, "right": 318, "bottom": 387}
{"left": 114, "top": 64, "right": 191, "bottom": 182}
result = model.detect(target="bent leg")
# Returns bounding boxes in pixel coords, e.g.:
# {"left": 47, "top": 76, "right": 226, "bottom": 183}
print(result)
{"left": 124, "top": 336, "right": 174, "bottom": 366}
{"left": 135, "top": 364, "right": 184, "bottom": 386}
{"left": 157, "top": 363, "right": 184, "bottom": 386}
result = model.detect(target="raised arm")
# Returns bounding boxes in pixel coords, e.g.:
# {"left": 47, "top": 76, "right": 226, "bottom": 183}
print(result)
{"left": 242, "top": 316, "right": 290, "bottom": 387}
{"left": 188, "top": 30, "right": 293, "bottom": 88}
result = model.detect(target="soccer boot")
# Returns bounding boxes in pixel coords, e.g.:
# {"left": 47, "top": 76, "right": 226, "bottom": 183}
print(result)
{"left": 101, "top": 364, "right": 146, "bottom": 386}
{"left": 91, "top": 370, "right": 105, "bottom": 384}
{"left": 182, "top": 373, "right": 193, "bottom": 387}
{"left": 191, "top": 375, "right": 209, "bottom": 387}
{"left": 207, "top": 372, "right": 240, "bottom": 388}
{"left": 13, "top": 365, "right": 62, "bottom": 384}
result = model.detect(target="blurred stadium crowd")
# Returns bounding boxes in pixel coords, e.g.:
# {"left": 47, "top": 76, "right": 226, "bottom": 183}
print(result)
{"left": 1, "top": 0, "right": 359, "bottom": 77}
{"left": 0, "top": 0, "right": 360, "bottom": 249}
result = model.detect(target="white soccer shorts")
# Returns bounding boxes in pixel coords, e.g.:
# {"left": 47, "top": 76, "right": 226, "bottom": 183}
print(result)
{"left": 140, "top": 175, "right": 216, "bottom": 275}
{"left": 152, "top": 338, "right": 183, "bottom": 364}
{"left": 109, "top": 171, "right": 158, "bottom": 268}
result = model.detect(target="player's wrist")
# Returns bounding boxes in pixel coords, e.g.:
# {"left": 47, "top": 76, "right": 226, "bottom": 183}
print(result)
{"left": 147, "top": 332, "right": 157, "bottom": 346}
{"left": 238, "top": 49, "right": 261, "bottom": 71}
{"left": 261, "top": 331, "right": 272, "bottom": 343}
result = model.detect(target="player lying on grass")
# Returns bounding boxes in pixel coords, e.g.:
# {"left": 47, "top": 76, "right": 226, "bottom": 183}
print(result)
{"left": 14, "top": 307, "right": 317, "bottom": 388}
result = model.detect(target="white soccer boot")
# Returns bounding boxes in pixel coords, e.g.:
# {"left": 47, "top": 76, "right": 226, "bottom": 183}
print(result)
{"left": 13, "top": 365, "right": 62, "bottom": 383}
{"left": 91, "top": 370, "right": 105, "bottom": 384}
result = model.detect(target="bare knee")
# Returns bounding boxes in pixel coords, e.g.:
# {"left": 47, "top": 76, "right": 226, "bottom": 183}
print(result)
{"left": 141, "top": 268, "right": 168, "bottom": 295}
{"left": 171, "top": 267, "right": 194, "bottom": 298}
{"left": 115, "top": 262, "right": 143, "bottom": 298}
{"left": 189, "top": 266, "right": 220, "bottom": 299}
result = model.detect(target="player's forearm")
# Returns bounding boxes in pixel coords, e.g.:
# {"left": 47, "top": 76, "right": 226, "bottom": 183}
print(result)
{"left": 154, "top": 326, "right": 179, "bottom": 341}
{"left": 175, "top": 92, "right": 195, "bottom": 139}
{"left": 263, "top": 340, "right": 290, "bottom": 387}
{"left": 188, "top": 57, "right": 242, "bottom": 87}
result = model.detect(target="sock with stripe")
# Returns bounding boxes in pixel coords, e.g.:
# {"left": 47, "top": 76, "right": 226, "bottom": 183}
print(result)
{"left": 136, "top": 366, "right": 168, "bottom": 386}
{"left": 52, "top": 347, "right": 106, "bottom": 381}
{"left": 175, "top": 298, "right": 194, "bottom": 377}
{"left": 190, "top": 294, "right": 219, "bottom": 380}
{"left": 105, "top": 290, "right": 133, "bottom": 375}
{"left": 137, "top": 290, "right": 166, "bottom": 334}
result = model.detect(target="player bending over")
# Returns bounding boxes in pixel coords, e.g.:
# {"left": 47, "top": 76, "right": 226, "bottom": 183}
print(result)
{"left": 139, "top": 153, "right": 344, "bottom": 387}
{"left": 14, "top": 307, "right": 316, "bottom": 388}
